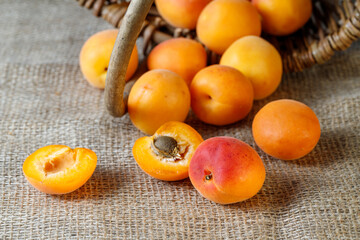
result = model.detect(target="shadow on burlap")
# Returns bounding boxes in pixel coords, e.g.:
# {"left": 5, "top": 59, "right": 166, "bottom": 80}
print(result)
{"left": 0, "top": 0, "right": 359, "bottom": 239}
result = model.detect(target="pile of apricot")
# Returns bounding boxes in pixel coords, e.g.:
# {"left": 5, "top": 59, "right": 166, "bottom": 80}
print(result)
{"left": 23, "top": 0, "right": 322, "bottom": 205}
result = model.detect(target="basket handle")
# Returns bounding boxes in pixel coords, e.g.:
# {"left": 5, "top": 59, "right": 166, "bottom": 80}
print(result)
{"left": 104, "top": 0, "right": 154, "bottom": 117}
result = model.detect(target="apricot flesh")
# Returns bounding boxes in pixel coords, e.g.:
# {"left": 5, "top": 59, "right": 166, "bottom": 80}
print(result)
{"left": 147, "top": 38, "right": 207, "bottom": 86}
{"left": 197, "top": 0, "right": 261, "bottom": 54}
{"left": 252, "top": 0, "right": 312, "bottom": 36}
{"left": 155, "top": 0, "right": 212, "bottom": 29}
{"left": 23, "top": 145, "right": 97, "bottom": 194}
{"left": 190, "top": 65, "right": 254, "bottom": 125}
{"left": 189, "top": 137, "right": 266, "bottom": 204}
{"left": 128, "top": 69, "right": 191, "bottom": 135}
{"left": 132, "top": 121, "right": 204, "bottom": 181}
{"left": 252, "top": 99, "right": 321, "bottom": 160}
{"left": 79, "top": 29, "right": 138, "bottom": 89}
{"left": 220, "top": 36, "right": 283, "bottom": 100}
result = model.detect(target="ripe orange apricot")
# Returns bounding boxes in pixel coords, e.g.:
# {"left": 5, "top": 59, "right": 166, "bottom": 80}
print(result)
{"left": 197, "top": 0, "right": 261, "bottom": 54}
{"left": 23, "top": 145, "right": 97, "bottom": 194}
{"left": 252, "top": 0, "right": 312, "bottom": 36}
{"left": 190, "top": 65, "right": 253, "bottom": 125}
{"left": 252, "top": 99, "right": 321, "bottom": 160}
{"left": 132, "top": 121, "right": 204, "bottom": 181}
{"left": 147, "top": 38, "right": 207, "bottom": 86}
{"left": 189, "top": 136, "right": 266, "bottom": 204}
{"left": 220, "top": 36, "right": 283, "bottom": 100}
{"left": 79, "top": 29, "right": 138, "bottom": 89}
{"left": 128, "top": 69, "right": 191, "bottom": 135}
{"left": 155, "top": 0, "right": 212, "bottom": 29}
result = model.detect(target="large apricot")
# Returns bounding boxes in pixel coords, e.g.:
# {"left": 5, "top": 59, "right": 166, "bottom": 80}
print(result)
{"left": 197, "top": 0, "right": 261, "bottom": 54}
{"left": 155, "top": 0, "right": 212, "bottom": 29}
{"left": 79, "top": 29, "right": 138, "bottom": 89}
{"left": 23, "top": 145, "right": 97, "bottom": 194}
{"left": 133, "top": 121, "right": 204, "bottom": 181}
{"left": 252, "top": 99, "right": 321, "bottom": 160}
{"left": 252, "top": 0, "right": 312, "bottom": 36}
{"left": 190, "top": 65, "right": 253, "bottom": 125}
{"left": 128, "top": 69, "right": 191, "bottom": 135}
{"left": 220, "top": 36, "right": 283, "bottom": 100}
{"left": 189, "top": 136, "right": 266, "bottom": 204}
{"left": 147, "top": 38, "right": 207, "bottom": 86}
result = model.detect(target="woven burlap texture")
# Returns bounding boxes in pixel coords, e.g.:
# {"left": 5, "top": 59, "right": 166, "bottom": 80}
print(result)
{"left": 0, "top": 0, "right": 359, "bottom": 239}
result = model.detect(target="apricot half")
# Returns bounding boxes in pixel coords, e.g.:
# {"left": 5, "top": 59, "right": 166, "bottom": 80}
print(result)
{"left": 252, "top": 99, "right": 321, "bottom": 160}
{"left": 220, "top": 36, "right": 283, "bottom": 100}
{"left": 197, "top": 0, "right": 261, "bottom": 54}
{"left": 23, "top": 145, "right": 97, "bottom": 194}
{"left": 79, "top": 29, "right": 138, "bottom": 89}
{"left": 132, "top": 121, "right": 204, "bottom": 181}
{"left": 189, "top": 137, "right": 266, "bottom": 204}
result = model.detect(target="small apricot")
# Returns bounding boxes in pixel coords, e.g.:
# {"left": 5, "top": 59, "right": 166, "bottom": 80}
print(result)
{"left": 155, "top": 0, "right": 212, "bottom": 29}
{"left": 220, "top": 36, "right": 283, "bottom": 100}
{"left": 147, "top": 38, "right": 207, "bottom": 86}
{"left": 190, "top": 65, "right": 253, "bottom": 125}
{"left": 132, "top": 121, "right": 204, "bottom": 181}
{"left": 128, "top": 69, "right": 191, "bottom": 135}
{"left": 197, "top": 0, "right": 261, "bottom": 54}
{"left": 189, "top": 136, "right": 266, "bottom": 204}
{"left": 79, "top": 29, "right": 138, "bottom": 89}
{"left": 23, "top": 145, "right": 97, "bottom": 194}
{"left": 252, "top": 0, "right": 312, "bottom": 36}
{"left": 252, "top": 99, "right": 321, "bottom": 160}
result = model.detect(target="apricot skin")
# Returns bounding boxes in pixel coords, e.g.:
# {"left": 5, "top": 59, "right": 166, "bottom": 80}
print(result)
{"left": 189, "top": 137, "right": 266, "bottom": 204}
{"left": 220, "top": 36, "right": 283, "bottom": 100}
{"left": 128, "top": 69, "right": 191, "bottom": 135}
{"left": 147, "top": 38, "right": 207, "bottom": 86}
{"left": 133, "top": 121, "right": 204, "bottom": 181}
{"left": 252, "top": 99, "right": 321, "bottom": 160}
{"left": 190, "top": 65, "right": 254, "bottom": 126}
{"left": 252, "top": 0, "right": 312, "bottom": 36}
{"left": 79, "top": 29, "right": 138, "bottom": 89}
{"left": 155, "top": 0, "right": 212, "bottom": 29}
{"left": 23, "top": 145, "right": 97, "bottom": 194}
{"left": 197, "top": 0, "right": 261, "bottom": 54}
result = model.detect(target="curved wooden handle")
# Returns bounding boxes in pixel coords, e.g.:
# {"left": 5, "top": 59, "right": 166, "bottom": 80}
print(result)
{"left": 104, "top": 0, "right": 154, "bottom": 117}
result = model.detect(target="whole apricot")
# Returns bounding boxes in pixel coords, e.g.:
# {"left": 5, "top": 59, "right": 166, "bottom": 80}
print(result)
{"left": 252, "top": 99, "right": 321, "bottom": 160}
{"left": 155, "top": 0, "right": 212, "bottom": 29}
{"left": 197, "top": 0, "right": 261, "bottom": 54}
{"left": 252, "top": 0, "right": 312, "bottom": 36}
{"left": 147, "top": 38, "right": 207, "bottom": 86}
{"left": 220, "top": 36, "right": 283, "bottom": 100}
{"left": 133, "top": 121, "right": 204, "bottom": 181}
{"left": 189, "top": 136, "right": 266, "bottom": 204}
{"left": 79, "top": 29, "right": 138, "bottom": 89}
{"left": 23, "top": 145, "right": 97, "bottom": 194}
{"left": 128, "top": 69, "right": 191, "bottom": 135}
{"left": 190, "top": 65, "right": 253, "bottom": 125}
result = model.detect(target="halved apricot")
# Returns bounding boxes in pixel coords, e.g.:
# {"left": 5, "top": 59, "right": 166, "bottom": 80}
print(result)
{"left": 132, "top": 121, "right": 204, "bottom": 181}
{"left": 23, "top": 145, "right": 97, "bottom": 194}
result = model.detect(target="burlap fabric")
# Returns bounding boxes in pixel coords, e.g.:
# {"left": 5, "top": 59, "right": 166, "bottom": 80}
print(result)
{"left": 0, "top": 0, "right": 359, "bottom": 239}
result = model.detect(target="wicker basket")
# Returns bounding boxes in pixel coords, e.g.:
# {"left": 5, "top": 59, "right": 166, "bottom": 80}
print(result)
{"left": 77, "top": 0, "right": 360, "bottom": 117}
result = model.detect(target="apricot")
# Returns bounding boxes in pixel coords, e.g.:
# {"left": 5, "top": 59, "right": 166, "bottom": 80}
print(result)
{"left": 128, "top": 69, "right": 191, "bottom": 135}
{"left": 155, "top": 0, "right": 212, "bottom": 29}
{"left": 252, "top": 0, "right": 312, "bottom": 36}
{"left": 220, "top": 36, "right": 283, "bottom": 100}
{"left": 252, "top": 99, "right": 321, "bottom": 160}
{"left": 147, "top": 38, "right": 207, "bottom": 86}
{"left": 196, "top": 0, "right": 261, "bottom": 54}
{"left": 189, "top": 136, "right": 266, "bottom": 204}
{"left": 190, "top": 65, "right": 253, "bottom": 125}
{"left": 132, "top": 121, "right": 204, "bottom": 181}
{"left": 79, "top": 29, "right": 138, "bottom": 89}
{"left": 23, "top": 145, "right": 97, "bottom": 194}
